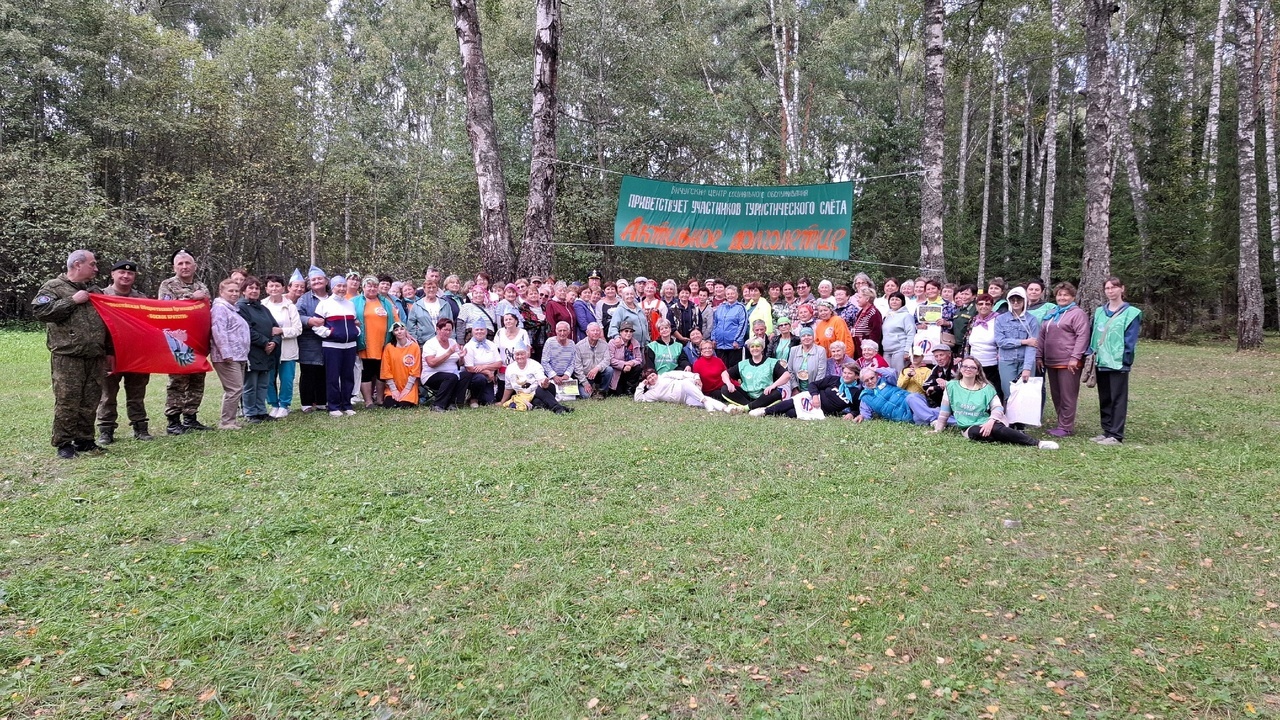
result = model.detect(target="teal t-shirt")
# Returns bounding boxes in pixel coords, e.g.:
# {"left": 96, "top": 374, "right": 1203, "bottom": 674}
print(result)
{"left": 945, "top": 380, "right": 997, "bottom": 428}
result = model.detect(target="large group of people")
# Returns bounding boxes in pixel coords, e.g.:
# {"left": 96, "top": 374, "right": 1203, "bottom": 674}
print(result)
{"left": 34, "top": 249, "right": 1143, "bottom": 458}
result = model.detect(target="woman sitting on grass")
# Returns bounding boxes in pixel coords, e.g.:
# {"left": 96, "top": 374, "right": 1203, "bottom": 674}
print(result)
{"left": 933, "top": 359, "right": 1059, "bottom": 450}
{"left": 500, "top": 343, "right": 574, "bottom": 414}
{"left": 732, "top": 337, "right": 791, "bottom": 414}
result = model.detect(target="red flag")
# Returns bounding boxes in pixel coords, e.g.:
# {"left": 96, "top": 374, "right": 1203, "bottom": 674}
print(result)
{"left": 89, "top": 295, "right": 211, "bottom": 374}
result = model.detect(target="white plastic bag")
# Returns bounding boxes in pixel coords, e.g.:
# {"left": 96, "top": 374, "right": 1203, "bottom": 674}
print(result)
{"left": 1005, "top": 376, "right": 1043, "bottom": 427}
{"left": 792, "top": 391, "right": 826, "bottom": 421}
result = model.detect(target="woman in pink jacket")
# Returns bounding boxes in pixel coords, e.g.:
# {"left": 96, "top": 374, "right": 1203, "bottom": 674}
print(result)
{"left": 1037, "top": 281, "right": 1091, "bottom": 437}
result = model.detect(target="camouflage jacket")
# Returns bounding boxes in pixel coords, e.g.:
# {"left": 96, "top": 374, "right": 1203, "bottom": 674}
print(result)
{"left": 32, "top": 275, "right": 109, "bottom": 357}
{"left": 157, "top": 276, "right": 208, "bottom": 301}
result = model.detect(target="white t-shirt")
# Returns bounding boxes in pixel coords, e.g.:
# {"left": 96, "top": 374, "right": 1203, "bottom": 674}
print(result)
{"left": 967, "top": 318, "right": 998, "bottom": 366}
{"left": 422, "top": 336, "right": 463, "bottom": 380}
{"left": 505, "top": 359, "right": 546, "bottom": 394}
{"left": 464, "top": 337, "right": 501, "bottom": 370}
{"left": 495, "top": 328, "right": 530, "bottom": 381}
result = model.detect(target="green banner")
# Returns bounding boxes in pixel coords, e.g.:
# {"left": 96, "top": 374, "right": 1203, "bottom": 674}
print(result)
{"left": 613, "top": 175, "right": 853, "bottom": 260}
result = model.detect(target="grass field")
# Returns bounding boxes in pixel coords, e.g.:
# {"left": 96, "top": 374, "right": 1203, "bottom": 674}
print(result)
{"left": 1, "top": 330, "right": 1277, "bottom": 719}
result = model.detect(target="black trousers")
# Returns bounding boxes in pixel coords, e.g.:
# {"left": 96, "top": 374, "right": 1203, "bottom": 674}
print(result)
{"left": 963, "top": 420, "right": 1038, "bottom": 446}
{"left": 716, "top": 348, "right": 743, "bottom": 367}
{"left": 982, "top": 364, "right": 1004, "bottom": 403}
{"left": 1096, "top": 370, "right": 1130, "bottom": 441}
{"left": 425, "top": 371, "right": 476, "bottom": 409}
{"left": 298, "top": 362, "right": 327, "bottom": 407}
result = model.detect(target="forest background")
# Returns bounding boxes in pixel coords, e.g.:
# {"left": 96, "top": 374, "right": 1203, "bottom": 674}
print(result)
{"left": 3, "top": 0, "right": 1278, "bottom": 343}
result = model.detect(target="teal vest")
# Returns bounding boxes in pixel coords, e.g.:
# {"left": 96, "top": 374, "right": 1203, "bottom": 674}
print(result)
{"left": 737, "top": 358, "right": 776, "bottom": 398}
{"left": 1091, "top": 304, "right": 1140, "bottom": 370}
{"left": 648, "top": 340, "right": 684, "bottom": 373}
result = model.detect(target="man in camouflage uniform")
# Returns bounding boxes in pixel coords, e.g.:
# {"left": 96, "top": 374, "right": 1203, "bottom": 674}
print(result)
{"left": 157, "top": 250, "right": 212, "bottom": 434}
{"left": 96, "top": 259, "right": 153, "bottom": 445}
{"left": 32, "top": 249, "right": 112, "bottom": 459}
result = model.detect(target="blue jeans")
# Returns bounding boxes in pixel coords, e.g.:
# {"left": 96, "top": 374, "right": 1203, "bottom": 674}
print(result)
{"left": 267, "top": 359, "right": 296, "bottom": 409}
{"left": 242, "top": 364, "right": 272, "bottom": 418}
{"left": 997, "top": 359, "right": 1028, "bottom": 404}
{"left": 583, "top": 366, "right": 613, "bottom": 397}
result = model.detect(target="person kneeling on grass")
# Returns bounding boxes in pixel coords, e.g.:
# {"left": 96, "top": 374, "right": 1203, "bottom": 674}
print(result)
{"left": 932, "top": 358, "right": 1058, "bottom": 450}
{"left": 380, "top": 322, "right": 421, "bottom": 408}
{"left": 852, "top": 366, "right": 948, "bottom": 426}
{"left": 633, "top": 367, "right": 732, "bottom": 413}
{"left": 501, "top": 343, "right": 574, "bottom": 414}
{"left": 762, "top": 362, "right": 862, "bottom": 419}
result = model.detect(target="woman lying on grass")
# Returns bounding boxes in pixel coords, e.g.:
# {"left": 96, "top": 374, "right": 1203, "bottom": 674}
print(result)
{"left": 633, "top": 367, "right": 733, "bottom": 413}
{"left": 933, "top": 358, "right": 1059, "bottom": 450}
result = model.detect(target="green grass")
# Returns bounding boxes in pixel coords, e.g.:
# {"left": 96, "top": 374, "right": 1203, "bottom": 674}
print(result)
{"left": 1, "top": 330, "right": 1277, "bottom": 719}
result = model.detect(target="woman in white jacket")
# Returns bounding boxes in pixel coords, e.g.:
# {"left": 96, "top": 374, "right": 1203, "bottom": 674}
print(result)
{"left": 633, "top": 368, "right": 732, "bottom": 413}
{"left": 263, "top": 274, "right": 304, "bottom": 417}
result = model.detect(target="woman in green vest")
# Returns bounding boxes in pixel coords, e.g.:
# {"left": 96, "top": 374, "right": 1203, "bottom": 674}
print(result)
{"left": 730, "top": 336, "right": 791, "bottom": 412}
{"left": 933, "top": 358, "right": 1060, "bottom": 450}
{"left": 1089, "top": 277, "right": 1142, "bottom": 445}
{"left": 645, "top": 319, "right": 688, "bottom": 375}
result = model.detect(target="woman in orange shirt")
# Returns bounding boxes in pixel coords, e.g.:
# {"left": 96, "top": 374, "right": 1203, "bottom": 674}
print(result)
{"left": 813, "top": 299, "right": 854, "bottom": 357}
{"left": 380, "top": 323, "right": 421, "bottom": 408}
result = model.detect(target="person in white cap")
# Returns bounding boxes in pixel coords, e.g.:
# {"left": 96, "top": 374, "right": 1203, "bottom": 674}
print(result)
{"left": 993, "top": 286, "right": 1041, "bottom": 404}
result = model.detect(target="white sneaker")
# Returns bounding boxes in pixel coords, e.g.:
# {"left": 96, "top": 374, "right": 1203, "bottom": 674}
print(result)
{"left": 301, "top": 405, "right": 313, "bottom": 413}
{"left": 268, "top": 407, "right": 281, "bottom": 418}
{"left": 330, "top": 410, "right": 343, "bottom": 417}
{"left": 748, "top": 408, "right": 766, "bottom": 417}
{"left": 1096, "top": 436, "right": 1121, "bottom": 446}
{"left": 277, "top": 407, "right": 289, "bottom": 418}
{"left": 1038, "top": 440, "right": 1060, "bottom": 450}
{"left": 1089, "top": 434, "right": 1107, "bottom": 442}
{"left": 703, "top": 399, "right": 727, "bottom": 413}
{"left": 343, "top": 409, "right": 356, "bottom": 416}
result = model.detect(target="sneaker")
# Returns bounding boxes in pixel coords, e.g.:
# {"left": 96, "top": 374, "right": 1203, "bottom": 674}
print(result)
{"left": 430, "top": 406, "right": 447, "bottom": 413}
{"left": 343, "top": 409, "right": 357, "bottom": 416}
{"left": 301, "top": 405, "right": 314, "bottom": 413}
{"left": 1089, "top": 434, "right": 1108, "bottom": 442}
{"left": 56, "top": 443, "right": 77, "bottom": 459}
{"left": 725, "top": 405, "right": 745, "bottom": 415}
{"left": 330, "top": 410, "right": 344, "bottom": 417}
{"left": 218, "top": 422, "right": 242, "bottom": 430}
{"left": 278, "top": 408, "right": 289, "bottom": 418}
{"left": 243, "top": 415, "right": 264, "bottom": 425}
{"left": 1037, "top": 440, "right": 1060, "bottom": 450}
{"left": 1046, "top": 428, "right": 1071, "bottom": 438}
{"left": 748, "top": 408, "right": 766, "bottom": 417}
{"left": 470, "top": 401, "right": 480, "bottom": 409}
{"left": 1096, "top": 436, "right": 1121, "bottom": 446}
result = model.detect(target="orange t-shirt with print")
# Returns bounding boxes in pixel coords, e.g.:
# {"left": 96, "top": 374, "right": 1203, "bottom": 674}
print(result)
{"left": 381, "top": 340, "right": 421, "bottom": 404}
{"left": 360, "top": 300, "right": 393, "bottom": 360}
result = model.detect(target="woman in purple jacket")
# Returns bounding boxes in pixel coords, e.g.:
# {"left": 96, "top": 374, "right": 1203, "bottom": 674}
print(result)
{"left": 1037, "top": 281, "right": 1091, "bottom": 437}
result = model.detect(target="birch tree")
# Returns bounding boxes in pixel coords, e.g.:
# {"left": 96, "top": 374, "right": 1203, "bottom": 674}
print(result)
{"left": 1260, "top": 6, "right": 1280, "bottom": 333}
{"left": 919, "top": 0, "right": 947, "bottom": 278}
{"left": 768, "top": 0, "right": 801, "bottom": 180}
{"left": 518, "top": 0, "right": 562, "bottom": 278}
{"left": 1079, "top": 0, "right": 1115, "bottom": 312}
{"left": 1202, "top": 0, "right": 1230, "bottom": 189}
{"left": 977, "top": 56, "right": 997, "bottom": 286}
{"left": 1039, "top": 0, "right": 1062, "bottom": 284}
{"left": 451, "top": 0, "right": 516, "bottom": 280}
{"left": 1235, "top": 0, "right": 1264, "bottom": 349}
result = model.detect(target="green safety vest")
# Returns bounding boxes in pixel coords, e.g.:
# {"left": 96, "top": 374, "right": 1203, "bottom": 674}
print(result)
{"left": 1090, "top": 304, "right": 1141, "bottom": 370}
{"left": 648, "top": 340, "right": 684, "bottom": 374}
{"left": 737, "top": 357, "right": 776, "bottom": 398}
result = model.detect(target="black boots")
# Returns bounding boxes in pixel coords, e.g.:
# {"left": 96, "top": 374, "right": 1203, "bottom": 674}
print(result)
{"left": 166, "top": 413, "right": 185, "bottom": 435}
{"left": 181, "top": 413, "right": 211, "bottom": 432}
{"left": 97, "top": 427, "right": 115, "bottom": 445}
{"left": 132, "top": 421, "right": 153, "bottom": 441}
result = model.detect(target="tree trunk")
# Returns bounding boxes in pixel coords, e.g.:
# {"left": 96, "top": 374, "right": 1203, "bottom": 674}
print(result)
{"left": 1080, "top": 0, "right": 1115, "bottom": 313}
{"left": 1181, "top": 32, "right": 1198, "bottom": 173}
{"left": 1000, "top": 55, "right": 1011, "bottom": 260}
{"left": 919, "top": 0, "right": 947, "bottom": 279}
{"left": 518, "top": 0, "right": 561, "bottom": 278}
{"left": 451, "top": 0, "right": 516, "bottom": 280}
{"left": 1111, "top": 60, "right": 1151, "bottom": 304}
{"left": 1040, "top": 0, "right": 1062, "bottom": 284}
{"left": 769, "top": 0, "right": 801, "bottom": 180}
{"left": 1236, "top": 0, "right": 1265, "bottom": 349}
{"left": 1265, "top": 7, "right": 1280, "bottom": 329}
{"left": 1202, "top": 0, "right": 1231, "bottom": 185}
{"left": 956, "top": 70, "right": 973, "bottom": 220}
{"left": 978, "top": 59, "right": 997, "bottom": 287}
{"left": 1019, "top": 73, "right": 1032, "bottom": 236}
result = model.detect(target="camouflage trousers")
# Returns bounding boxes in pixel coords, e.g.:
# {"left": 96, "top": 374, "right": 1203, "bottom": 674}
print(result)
{"left": 97, "top": 372, "right": 150, "bottom": 431}
{"left": 165, "top": 372, "right": 206, "bottom": 416}
{"left": 50, "top": 354, "right": 105, "bottom": 447}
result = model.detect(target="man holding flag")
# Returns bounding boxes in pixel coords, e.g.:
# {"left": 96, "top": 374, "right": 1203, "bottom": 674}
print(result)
{"left": 96, "top": 260, "right": 153, "bottom": 445}
{"left": 32, "top": 250, "right": 112, "bottom": 459}
{"left": 157, "top": 251, "right": 212, "bottom": 435}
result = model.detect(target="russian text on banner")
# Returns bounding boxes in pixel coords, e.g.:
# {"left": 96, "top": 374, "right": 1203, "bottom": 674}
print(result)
{"left": 89, "top": 295, "right": 212, "bottom": 374}
{"left": 613, "top": 176, "right": 853, "bottom": 260}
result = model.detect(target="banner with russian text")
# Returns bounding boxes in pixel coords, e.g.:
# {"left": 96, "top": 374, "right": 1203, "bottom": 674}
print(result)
{"left": 89, "top": 295, "right": 212, "bottom": 374}
{"left": 613, "top": 176, "right": 853, "bottom": 260}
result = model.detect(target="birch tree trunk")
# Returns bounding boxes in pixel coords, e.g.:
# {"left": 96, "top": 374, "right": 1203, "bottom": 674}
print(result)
{"left": 769, "top": 0, "right": 801, "bottom": 180}
{"left": 1019, "top": 74, "right": 1031, "bottom": 235}
{"left": 451, "top": 0, "right": 516, "bottom": 280}
{"left": 1202, "top": 0, "right": 1231, "bottom": 186}
{"left": 1080, "top": 0, "right": 1115, "bottom": 313}
{"left": 1040, "top": 0, "right": 1062, "bottom": 283}
{"left": 1265, "top": 8, "right": 1280, "bottom": 328}
{"left": 518, "top": 0, "right": 562, "bottom": 278}
{"left": 1182, "top": 33, "right": 1198, "bottom": 173}
{"left": 978, "top": 59, "right": 997, "bottom": 287}
{"left": 1000, "top": 56, "right": 1011, "bottom": 259}
{"left": 1110, "top": 60, "right": 1150, "bottom": 304}
{"left": 919, "top": 0, "right": 947, "bottom": 278}
{"left": 1236, "top": 0, "right": 1265, "bottom": 349}
{"left": 956, "top": 70, "right": 973, "bottom": 220}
